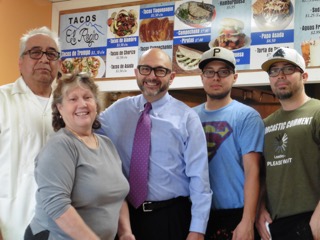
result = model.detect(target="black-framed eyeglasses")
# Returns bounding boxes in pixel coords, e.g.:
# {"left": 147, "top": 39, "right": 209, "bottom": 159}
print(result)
{"left": 202, "top": 69, "right": 233, "bottom": 78}
{"left": 23, "top": 48, "right": 60, "bottom": 61}
{"left": 268, "top": 65, "right": 302, "bottom": 77}
{"left": 137, "top": 65, "right": 171, "bottom": 77}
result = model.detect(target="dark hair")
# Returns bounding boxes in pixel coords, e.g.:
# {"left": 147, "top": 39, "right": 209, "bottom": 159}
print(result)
{"left": 52, "top": 72, "right": 101, "bottom": 132}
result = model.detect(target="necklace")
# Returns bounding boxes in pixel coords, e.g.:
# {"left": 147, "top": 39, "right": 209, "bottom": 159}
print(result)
{"left": 67, "top": 127, "right": 99, "bottom": 148}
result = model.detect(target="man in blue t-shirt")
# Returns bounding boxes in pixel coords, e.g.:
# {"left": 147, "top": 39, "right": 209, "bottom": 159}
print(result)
{"left": 194, "top": 47, "right": 264, "bottom": 240}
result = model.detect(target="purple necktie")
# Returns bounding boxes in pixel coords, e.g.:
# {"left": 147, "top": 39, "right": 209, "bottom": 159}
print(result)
{"left": 127, "top": 102, "right": 152, "bottom": 208}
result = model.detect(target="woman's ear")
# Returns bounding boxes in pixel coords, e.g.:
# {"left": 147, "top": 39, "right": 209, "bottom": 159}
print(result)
{"left": 56, "top": 103, "right": 62, "bottom": 113}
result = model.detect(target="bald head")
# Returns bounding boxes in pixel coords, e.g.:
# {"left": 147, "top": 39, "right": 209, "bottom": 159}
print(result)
{"left": 139, "top": 48, "right": 172, "bottom": 69}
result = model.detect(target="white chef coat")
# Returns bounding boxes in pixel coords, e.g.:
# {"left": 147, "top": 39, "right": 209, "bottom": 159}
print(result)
{"left": 0, "top": 77, "right": 53, "bottom": 240}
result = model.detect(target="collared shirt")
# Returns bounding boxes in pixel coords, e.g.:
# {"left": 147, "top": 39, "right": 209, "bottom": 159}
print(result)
{"left": 98, "top": 93, "right": 212, "bottom": 234}
{"left": 0, "top": 77, "right": 53, "bottom": 240}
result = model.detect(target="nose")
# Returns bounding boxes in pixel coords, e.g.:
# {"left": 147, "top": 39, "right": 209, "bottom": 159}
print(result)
{"left": 211, "top": 72, "right": 221, "bottom": 80}
{"left": 149, "top": 69, "right": 157, "bottom": 78}
{"left": 79, "top": 98, "right": 87, "bottom": 106}
{"left": 39, "top": 52, "right": 50, "bottom": 63}
{"left": 277, "top": 69, "right": 286, "bottom": 78}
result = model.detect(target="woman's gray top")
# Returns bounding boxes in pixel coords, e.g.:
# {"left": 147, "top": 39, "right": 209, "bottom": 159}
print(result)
{"left": 29, "top": 128, "right": 129, "bottom": 240}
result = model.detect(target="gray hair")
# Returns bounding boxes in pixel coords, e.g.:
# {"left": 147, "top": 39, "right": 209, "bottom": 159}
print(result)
{"left": 19, "top": 26, "right": 61, "bottom": 57}
{"left": 52, "top": 72, "right": 101, "bottom": 132}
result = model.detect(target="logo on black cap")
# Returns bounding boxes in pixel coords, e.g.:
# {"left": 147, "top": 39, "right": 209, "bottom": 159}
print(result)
{"left": 273, "top": 48, "right": 286, "bottom": 58}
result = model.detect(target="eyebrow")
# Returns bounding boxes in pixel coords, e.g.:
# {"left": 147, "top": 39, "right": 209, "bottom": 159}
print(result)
{"left": 140, "top": 64, "right": 168, "bottom": 69}
{"left": 28, "top": 46, "right": 58, "bottom": 51}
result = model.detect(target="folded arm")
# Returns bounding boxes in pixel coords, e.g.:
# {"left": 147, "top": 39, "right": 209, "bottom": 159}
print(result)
{"left": 55, "top": 206, "right": 100, "bottom": 240}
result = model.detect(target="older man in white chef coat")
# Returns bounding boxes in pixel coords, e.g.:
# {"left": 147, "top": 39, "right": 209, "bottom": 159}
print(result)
{"left": 0, "top": 26, "right": 60, "bottom": 240}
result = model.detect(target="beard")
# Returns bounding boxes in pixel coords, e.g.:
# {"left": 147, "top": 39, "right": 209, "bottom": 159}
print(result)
{"left": 206, "top": 89, "right": 231, "bottom": 100}
{"left": 272, "top": 83, "right": 296, "bottom": 100}
{"left": 274, "top": 90, "right": 293, "bottom": 100}
{"left": 138, "top": 79, "right": 169, "bottom": 97}
{"left": 272, "top": 76, "right": 304, "bottom": 100}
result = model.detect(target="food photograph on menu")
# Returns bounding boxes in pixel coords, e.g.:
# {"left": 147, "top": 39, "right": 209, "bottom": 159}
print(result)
{"left": 301, "top": 39, "right": 320, "bottom": 67}
{"left": 173, "top": 43, "right": 209, "bottom": 74}
{"left": 252, "top": 0, "right": 293, "bottom": 31}
{"left": 175, "top": 45, "right": 202, "bottom": 71}
{"left": 175, "top": 1, "right": 216, "bottom": 28}
{"left": 107, "top": 9, "right": 138, "bottom": 37}
{"left": 209, "top": 18, "right": 251, "bottom": 51}
{"left": 61, "top": 57, "right": 106, "bottom": 78}
{"left": 139, "top": 17, "right": 174, "bottom": 42}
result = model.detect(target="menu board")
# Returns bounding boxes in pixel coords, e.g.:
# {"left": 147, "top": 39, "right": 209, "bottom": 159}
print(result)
{"left": 295, "top": 0, "right": 320, "bottom": 67}
{"left": 58, "top": 0, "right": 320, "bottom": 79}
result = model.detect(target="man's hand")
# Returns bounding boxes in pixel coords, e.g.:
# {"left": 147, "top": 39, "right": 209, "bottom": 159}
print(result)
{"left": 118, "top": 233, "right": 135, "bottom": 240}
{"left": 186, "top": 231, "right": 204, "bottom": 240}
{"left": 310, "top": 201, "right": 320, "bottom": 240}
{"left": 255, "top": 207, "right": 272, "bottom": 240}
{"left": 232, "top": 219, "right": 254, "bottom": 240}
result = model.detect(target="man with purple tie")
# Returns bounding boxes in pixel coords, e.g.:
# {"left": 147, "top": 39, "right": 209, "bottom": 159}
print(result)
{"left": 98, "top": 48, "right": 212, "bottom": 240}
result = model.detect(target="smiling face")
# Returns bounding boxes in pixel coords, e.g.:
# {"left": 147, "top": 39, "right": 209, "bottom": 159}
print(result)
{"left": 268, "top": 61, "right": 307, "bottom": 100}
{"left": 134, "top": 48, "right": 175, "bottom": 102}
{"left": 19, "top": 34, "right": 60, "bottom": 95}
{"left": 57, "top": 84, "right": 98, "bottom": 134}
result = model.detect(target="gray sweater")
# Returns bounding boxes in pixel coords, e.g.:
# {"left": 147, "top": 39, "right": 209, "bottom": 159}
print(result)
{"left": 29, "top": 128, "right": 129, "bottom": 240}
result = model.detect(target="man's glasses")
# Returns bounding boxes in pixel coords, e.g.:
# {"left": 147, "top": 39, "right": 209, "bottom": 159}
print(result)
{"left": 23, "top": 48, "right": 60, "bottom": 61}
{"left": 268, "top": 66, "right": 302, "bottom": 77}
{"left": 202, "top": 69, "right": 233, "bottom": 78}
{"left": 137, "top": 65, "right": 171, "bottom": 77}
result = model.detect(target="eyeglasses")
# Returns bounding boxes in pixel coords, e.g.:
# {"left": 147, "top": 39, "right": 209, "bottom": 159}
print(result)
{"left": 23, "top": 48, "right": 60, "bottom": 61}
{"left": 268, "top": 66, "right": 302, "bottom": 77}
{"left": 202, "top": 69, "right": 233, "bottom": 78}
{"left": 137, "top": 65, "right": 171, "bottom": 77}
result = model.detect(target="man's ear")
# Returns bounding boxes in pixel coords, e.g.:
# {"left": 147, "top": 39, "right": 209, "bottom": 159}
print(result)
{"left": 233, "top": 73, "right": 238, "bottom": 84}
{"left": 134, "top": 68, "right": 139, "bottom": 78}
{"left": 169, "top": 71, "right": 176, "bottom": 85}
{"left": 302, "top": 72, "right": 308, "bottom": 84}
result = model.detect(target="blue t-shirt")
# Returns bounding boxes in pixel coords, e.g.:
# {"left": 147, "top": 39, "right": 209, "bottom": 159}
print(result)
{"left": 194, "top": 100, "right": 264, "bottom": 209}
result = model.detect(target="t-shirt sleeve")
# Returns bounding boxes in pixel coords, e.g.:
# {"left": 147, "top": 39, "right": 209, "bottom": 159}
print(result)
{"left": 238, "top": 111, "right": 265, "bottom": 155}
{"left": 35, "top": 135, "right": 78, "bottom": 220}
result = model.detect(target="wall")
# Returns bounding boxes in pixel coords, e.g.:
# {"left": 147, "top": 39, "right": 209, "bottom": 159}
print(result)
{"left": 0, "top": 0, "right": 52, "bottom": 86}
{"left": 103, "top": 87, "right": 281, "bottom": 118}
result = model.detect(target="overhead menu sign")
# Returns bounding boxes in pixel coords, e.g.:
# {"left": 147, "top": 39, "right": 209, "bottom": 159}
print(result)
{"left": 58, "top": 0, "right": 320, "bottom": 79}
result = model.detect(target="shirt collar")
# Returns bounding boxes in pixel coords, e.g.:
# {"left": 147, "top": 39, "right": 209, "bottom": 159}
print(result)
{"left": 137, "top": 92, "right": 171, "bottom": 113}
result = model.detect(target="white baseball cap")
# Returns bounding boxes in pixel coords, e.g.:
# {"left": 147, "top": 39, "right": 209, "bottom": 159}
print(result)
{"left": 261, "top": 47, "right": 306, "bottom": 72}
{"left": 198, "top": 47, "right": 236, "bottom": 70}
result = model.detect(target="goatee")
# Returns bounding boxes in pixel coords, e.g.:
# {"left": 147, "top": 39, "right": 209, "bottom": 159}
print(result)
{"left": 139, "top": 79, "right": 169, "bottom": 97}
{"left": 206, "top": 90, "right": 230, "bottom": 100}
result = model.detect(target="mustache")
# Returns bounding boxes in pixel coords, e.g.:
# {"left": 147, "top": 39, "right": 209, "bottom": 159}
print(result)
{"left": 144, "top": 79, "right": 160, "bottom": 84}
{"left": 275, "top": 79, "right": 289, "bottom": 85}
